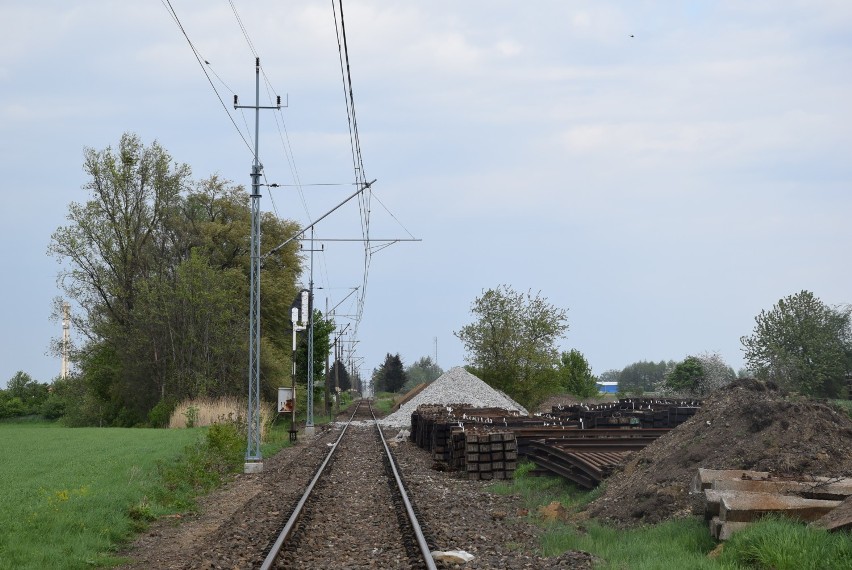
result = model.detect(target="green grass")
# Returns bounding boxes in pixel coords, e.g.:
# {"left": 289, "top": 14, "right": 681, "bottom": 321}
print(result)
{"left": 541, "top": 518, "right": 734, "bottom": 570}
{"left": 830, "top": 399, "right": 852, "bottom": 419}
{"left": 0, "top": 421, "right": 223, "bottom": 569}
{"left": 372, "top": 391, "right": 395, "bottom": 415}
{"left": 489, "top": 461, "right": 849, "bottom": 570}
{"left": 718, "top": 516, "right": 852, "bottom": 569}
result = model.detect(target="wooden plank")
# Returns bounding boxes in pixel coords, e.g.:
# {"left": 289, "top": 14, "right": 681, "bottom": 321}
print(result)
{"left": 720, "top": 492, "right": 841, "bottom": 523}
{"left": 690, "top": 468, "right": 771, "bottom": 494}
{"left": 718, "top": 521, "right": 751, "bottom": 540}
{"left": 811, "top": 496, "right": 852, "bottom": 532}
{"left": 712, "top": 478, "right": 852, "bottom": 501}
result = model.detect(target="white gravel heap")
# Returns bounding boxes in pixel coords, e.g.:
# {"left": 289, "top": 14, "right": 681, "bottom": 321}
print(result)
{"left": 379, "top": 367, "right": 529, "bottom": 428}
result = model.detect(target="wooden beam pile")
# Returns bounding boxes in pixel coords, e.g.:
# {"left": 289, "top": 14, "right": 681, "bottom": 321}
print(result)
{"left": 692, "top": 468, "right": 852, "bottom": 540}
{"left": 409, "top": 405, "right": 522, "bottom": 479}
{"left": 463, "top": 430, "right": 518, "bottom": 480}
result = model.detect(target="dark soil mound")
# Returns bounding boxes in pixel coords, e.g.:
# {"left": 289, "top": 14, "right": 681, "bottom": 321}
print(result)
{"left": 586, "top": 379, "right": 852, "bottom": 527}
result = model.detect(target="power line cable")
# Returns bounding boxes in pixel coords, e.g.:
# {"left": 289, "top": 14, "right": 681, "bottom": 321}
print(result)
{"left": 160, "top": 0, "right": 253, "bottom": 155}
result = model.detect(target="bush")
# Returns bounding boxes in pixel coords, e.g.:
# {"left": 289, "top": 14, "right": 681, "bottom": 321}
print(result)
{"left": 40, "top": 393, "right": 66, "bottom": 420}
{"left": 205, "top": 420, "right": 245, "bottom": 472}
{"left": 147, "top": 399, "right": 177, "bottom": 428}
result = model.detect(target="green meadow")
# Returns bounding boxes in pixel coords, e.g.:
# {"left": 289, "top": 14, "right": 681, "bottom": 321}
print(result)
{"left": 0, "top": 422, "right": 202, "bottom": 569}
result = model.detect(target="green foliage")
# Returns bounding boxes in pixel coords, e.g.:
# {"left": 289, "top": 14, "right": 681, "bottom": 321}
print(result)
{"left": 372, "top": 353, "right": 408, "bottom": 393}
{"left": 2, "top": 371, "right": 49, "bottom": 418}
{"left": 47, "top": 134, "right": 304, "bottom": 425}
{"left": 617, "top": 360, "right": 673, "bottom": 395}
{"left": 666, "top": 356, "right": 705, "bottom": 393}
{"left": 39, "top": 393, "right": 66, "bottom": 420}
{"left": 665, "top": 353, "right": 736, "bottom": 397}
{"left": 183, "top": 405, "right": 199, "bottom": 428}
{"left": 557, "top": 349, "right": 599, "bottom": 398}
{"left": 147, "top": 398, "right": 177, "bottom": 428}
{"left": 203, "top": 420, "right": 245, "bottom": 471}
{"left": 831, "top": 399, "right": 852, "bottom": 419}
{"left": 741, "top": 290, "right": 852, "bottom": 397}
{"left": 156, "top": 421, "right": 246, "bottom": 502}
{"left": 719, "top": 516, "right": 852, "bottom": 569}
{"left": 372, "top": 392, "right": 396, "bottom": 415}
{"left": 540, "top": 518, "right": 726, "bottom": 570}
{"left": 330, "top": 359, "right": 351, "bottom": 391}
{"left": 295, "top": 309, "right": 335, "bottom": 388}
{"left": 455, "top": 285, "right": 569, "bottom": 409}
{"left": 403, "top": 356, "right": 443, "bottom": 391}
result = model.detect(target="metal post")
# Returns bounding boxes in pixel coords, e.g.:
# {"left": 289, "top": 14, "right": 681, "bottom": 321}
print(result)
{"left": 305, "top": 227, "right": 316, "bottom": 435}
{"left": 324, "top": 297, "right": 331, "bottom": 416}
{"left": 234, "top": 57, "right": 282, "bottom": 473}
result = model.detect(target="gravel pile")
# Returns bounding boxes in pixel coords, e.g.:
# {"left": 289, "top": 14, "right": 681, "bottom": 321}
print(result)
{"left": 380, "top": 367, "right": 528, "bottom": 428}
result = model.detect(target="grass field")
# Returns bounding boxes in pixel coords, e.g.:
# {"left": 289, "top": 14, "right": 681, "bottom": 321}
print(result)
{"left": 0, "top": 422, "right": 202, "bottom": 569}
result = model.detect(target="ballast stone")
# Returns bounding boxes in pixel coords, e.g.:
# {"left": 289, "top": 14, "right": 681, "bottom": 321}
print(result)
{"left": 379, "top": 367, "right": 528, "bottom": 428}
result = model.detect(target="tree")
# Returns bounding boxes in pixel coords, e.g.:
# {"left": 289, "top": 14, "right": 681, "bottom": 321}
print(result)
{"left": 330, "top": 359, "right": 351, "bottom": 392}
{"left": 557, "top": 349, "right": 599, "bottom": 398}
{"left": 617, "top": 360, "right": 672, "bottom": 395}
{"left": 295, "top": 309, "right": 335, "bottom": 388}
{"left": 402, "top": 356, "right": 443, "bottom": 391}
{"left": 372, "top": 353, "right": 407, "bottom": 393}
{"left": 696, "top": 352, "right": 736, "bottom": 393}
{"left": 665, "top": 356, "right": 704, "bottom": 394}
{"left": 455, "top": 285, "right": 568, "bottom": 409}
{"left": 49, "top": 133, "right": 189, "bottom": 335}
{"left": 5, "top": 371, "right": 49, "bottom": 416}
{"left": 741, "top": 290, "right": 852, "bottom": 397}
{"left": 48, "top": 135, "right": 304, "bottom": 425}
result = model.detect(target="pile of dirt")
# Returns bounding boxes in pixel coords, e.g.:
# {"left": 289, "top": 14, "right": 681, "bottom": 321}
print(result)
{"left": 585, "top": 378, "right": 852, "bottom": 527}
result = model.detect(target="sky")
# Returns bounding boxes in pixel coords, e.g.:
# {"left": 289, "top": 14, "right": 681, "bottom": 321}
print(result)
{"left": 1, "top": 1, "right": 851, "bottom": 388}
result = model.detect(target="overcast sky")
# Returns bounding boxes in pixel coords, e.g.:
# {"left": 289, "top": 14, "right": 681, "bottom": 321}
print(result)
{"left": 1, "top": 1, "right": 850, "bottom": 389}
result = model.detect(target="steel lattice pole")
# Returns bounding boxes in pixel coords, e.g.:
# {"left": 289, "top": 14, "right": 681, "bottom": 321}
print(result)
{"left": 246, "top": 58, "right": 263, "bottom": 465}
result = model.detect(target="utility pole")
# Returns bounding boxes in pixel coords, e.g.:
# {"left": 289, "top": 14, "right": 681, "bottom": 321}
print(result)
{"left": 324, "top": 297, "right": 331, "bottom": 416}
{"left": 304, "top": 229, "right": 322, "bottom": 436}
{"left": 235, "top": 57, "right": 281, "bottom": 474}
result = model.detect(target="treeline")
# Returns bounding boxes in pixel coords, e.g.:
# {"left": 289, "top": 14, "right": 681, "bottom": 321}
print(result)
{"left": 47, "top": 133, "right": 321, "bottom": 426}
{"left": 371, "top": 355, "right": 445, "bottom": 394}
{"left": 0, "top": 372, "right": 62, "bottom": 419}
{"left": 454, "top": 286, "right": 850, "bottom": 410}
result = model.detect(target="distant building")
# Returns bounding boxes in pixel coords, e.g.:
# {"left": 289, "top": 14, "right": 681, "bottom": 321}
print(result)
{"left": 597, "top": 381, "right": 618, "bottom": 394}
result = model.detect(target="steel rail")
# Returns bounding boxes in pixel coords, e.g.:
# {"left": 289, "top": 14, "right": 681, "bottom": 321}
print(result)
{"left": 259, "top": 401, "right": 361, "bottom": 570}
{"left": 260, "top": 400, "right": 436, "bottom": 570}
{"left": 371, "top": 402, "right": 438, "bottom": 570}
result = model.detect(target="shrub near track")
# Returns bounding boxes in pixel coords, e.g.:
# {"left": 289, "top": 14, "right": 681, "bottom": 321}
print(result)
{"left": 0, "top": 421, "right": 210, "bottom": 569}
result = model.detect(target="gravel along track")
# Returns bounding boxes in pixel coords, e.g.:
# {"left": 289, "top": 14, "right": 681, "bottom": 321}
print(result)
{"left": 272, "top": 403, "right": 428, "bottom": 569}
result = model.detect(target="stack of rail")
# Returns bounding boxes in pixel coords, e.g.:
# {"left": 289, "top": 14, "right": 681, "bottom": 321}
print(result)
{"left": 408, "top": 399, "right": 702, "bottom": 488}
{"left": 546, "top": 398, "right": 702, "bottom": 429}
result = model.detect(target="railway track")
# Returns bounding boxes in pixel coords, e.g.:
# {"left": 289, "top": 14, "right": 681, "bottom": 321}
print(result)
{"left": 261, "top": 400, "right": 437, "bottom": 570}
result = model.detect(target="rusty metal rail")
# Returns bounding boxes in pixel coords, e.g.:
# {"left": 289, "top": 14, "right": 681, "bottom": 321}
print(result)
{"left": 260, "top": 400, "right": 436, "bottom": 570}
{"left": 524, "top": 441, "right": 633, "bottom": 489}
